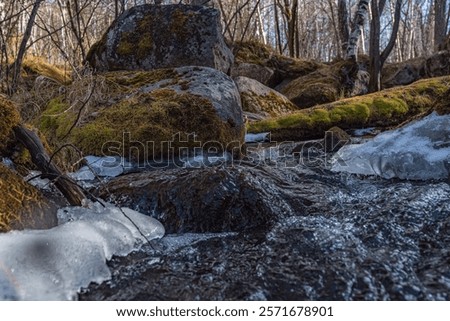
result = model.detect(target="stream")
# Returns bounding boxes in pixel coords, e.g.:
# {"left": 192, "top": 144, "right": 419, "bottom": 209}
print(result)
{"left": 78, "top": 139, "right": 450, "bottom": 301}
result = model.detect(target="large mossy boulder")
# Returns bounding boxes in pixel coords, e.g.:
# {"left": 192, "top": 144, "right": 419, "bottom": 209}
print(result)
{"left": 38, "top": 67, "right": 244, "bottom": 163}
{"left": 0, "top": 164, "right": 57, "bottom": 232}
{"left": 249, "top": 76, "right": 450, "bottom": 141}
{"left": 86, "top": 4, "right": 233, "bottom": 73}
{"left": 234, "top": 76, "right": 296, "bottom": 119}
{"left": 231, "top": 41, "right": 325, "bottom": 88}
{"left": 0, "top": 96, "right": 20, "bottom": 156}
{"left": 279, "top": 60, "right": 369, "bottom": 109}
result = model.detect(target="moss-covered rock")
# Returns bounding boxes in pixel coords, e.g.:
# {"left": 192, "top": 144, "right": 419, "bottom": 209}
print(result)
{"left": 278, "top": 59, "right": 369, "bottom": 109}
{"left": 383, "top": 51, "right": 450, "bottom": 88}
{"left": 87, "top": 4, "right": 233, "bottom": 73}
{"left": 232, "top": 41, "right": 274, "bottom": 65}
{"left": 249, "top": 76, "right": 450, "bottom": 141}
{"left": 37, "top": 67, "right": 244, "bottom": 164}
{"left": 0, "top": 96, "right": 20, "bottom": 155}
{"left": 234, "top": 76, "right": 297, "bottom": 119}
{"left": 0, "top": 164, "right": 57, "bottom": 233}
{"left": 231, "top": 41, "right": 325, "bottom": 88}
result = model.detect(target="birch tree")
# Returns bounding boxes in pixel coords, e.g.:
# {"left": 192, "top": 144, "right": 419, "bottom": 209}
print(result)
{"left": 346, "top": 0, "right": 370, "bottom": 61}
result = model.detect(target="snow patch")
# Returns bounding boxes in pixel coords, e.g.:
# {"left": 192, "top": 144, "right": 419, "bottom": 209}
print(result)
{"left": 332, "top": 113, "right": 450, "bottom": 180}
{"left": 0, "top": 203, "right": 164, "bottom": 300}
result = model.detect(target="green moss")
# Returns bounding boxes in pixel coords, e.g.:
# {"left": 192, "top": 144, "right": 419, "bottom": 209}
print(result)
{"left": 281, "top": 68, "right": 340, "bottom": 108}
{"left": 310, "top": 109, "right": 331, "bottom": 125}
{"left": 105, "top": 69, "right": 178, "bottom": 88}
{"left": 233, "top": 41, "right": 273, "bottom": 65}
{"left": 249, "top": 76, "right": 450, "bottom": 140}
{"left": 39, "top": 87, "right": 241, "bottom": 162}
{"left": 240, "top": 91, "right": 296, "bottom": 117}
{"left": 39, "top": 98, "right": 76, "bottom": 140}
{"left": 372, "top": 97, "right": 408, "bottom": 118}
{"left": 0, "top": 96, "right": 20, "bottom": 154}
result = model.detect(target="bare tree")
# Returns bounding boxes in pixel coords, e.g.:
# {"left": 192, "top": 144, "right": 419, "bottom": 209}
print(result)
{"left": 10, "top": 0, "right": 44, "bottom": 94}
{"left": 369, "top": 0, "right": 402, "bottom": 92}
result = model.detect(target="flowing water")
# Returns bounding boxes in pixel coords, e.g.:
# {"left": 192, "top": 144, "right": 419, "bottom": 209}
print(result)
{"left": 79, "top": 143, "right": 450, "bottom": 300}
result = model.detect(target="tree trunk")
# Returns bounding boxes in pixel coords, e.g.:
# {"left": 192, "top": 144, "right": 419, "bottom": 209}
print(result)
{"left": 369, "top": 0, "right": 401, "bottom": 93}
{"left": 346, "top": 0, "right": 370, "bottom": 61}
{"left": 369, "top": 0, "right": 381, "bottom": 92}
{"left": 13, "top": 125, "right": 86, "bottom": 206}
{"left": 10, "top": 0, "right": 43, "bottom": 95}
{"left": 274, "top": 0, "right": 283, "bottom": 54}
{"left": 286, "top": 0, "right": 299, "bottom": 58}
{"left": 434, "top": 0, "right": 447, "bottom": 50}
{"left": 380, "top": 0, "right": 402, "bottom": 65}
{"left": 338, "top": 0, "right": 350, "bottom": 57}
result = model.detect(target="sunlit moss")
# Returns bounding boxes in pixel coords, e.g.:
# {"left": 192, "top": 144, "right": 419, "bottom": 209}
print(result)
{"left": 248, "top": 76, "right": 450, "bottom": 141}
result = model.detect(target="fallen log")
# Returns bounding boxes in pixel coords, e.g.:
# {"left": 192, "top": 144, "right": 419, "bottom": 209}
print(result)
{"left": 13, "top": 125, "right": 85, "bottom": 206}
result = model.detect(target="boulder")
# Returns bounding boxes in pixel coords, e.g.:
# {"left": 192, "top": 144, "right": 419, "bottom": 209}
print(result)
{"left": 0, "top": 164, "right": 58, "bottom": 232}
{"left": 279, "top": 59, "right": 370, "bottom": 109}
{"left": 234, "top": 76, "right": 296, "bottom": 118}
{"left": 383, "top": 51, "right": 450, "bottom": 88}
{"left": 38, "top": 67, "right": 244, "bottom": 164}
{"left": 324, "top": 126, "right": 351, "bottom": 152}
{"left": 231, "top": 62, "right": 275, "bottom": 85}
{"left": 96, "top": 165, "right": 311, "bottom": 234}
{"left": 231, "top": 41, "right": 325, "bottom": 88}
{"left": 382, "top": 58, "right": 427, "bottom": 88}
{"left": 425, "top": 50, "right": 450, "bottom": 77}
{"left": 86, "top": 4, "right": 233, "bottom": 73}
{"left": 280, "top": 67, "right": 340, "bottom": 109}
{"left": 0, "top": 96, "right": 20, "bottom": 156}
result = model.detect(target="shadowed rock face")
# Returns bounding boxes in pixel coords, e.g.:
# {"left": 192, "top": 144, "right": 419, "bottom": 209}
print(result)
{"left": 0, "top": 164, "right": 58, "bottom": 233}
{"left": 86, "top": 4, "right": 233, "bottom": 73}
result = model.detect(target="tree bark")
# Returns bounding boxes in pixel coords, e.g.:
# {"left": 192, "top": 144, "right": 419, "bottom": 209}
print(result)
{"left": 346, "top": 0, "right": 370, "bottom": 61}
{"left": 369, "top": 0, "right": 401, "bottom": 92}
{"left": 434, "top": 0, "right": 447, "bottom": 50}
{"left": 338, "top": 0, "right": 350, "bottom": 58}
{"left": 13, "top": 125, "right": 86, "bottom": 206}
{"left": 10, "top": 0, "right": 43, "bottom": 95}
{"left": 369, "top": 0, "right": 381, "bottom": 92}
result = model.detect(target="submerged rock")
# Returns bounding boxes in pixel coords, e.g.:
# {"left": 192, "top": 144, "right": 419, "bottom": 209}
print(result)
{"left": 0, "top": 164, "right": 57, "bottom": 232}
{"left": 234, "top": 76, "right": 296, "bottom": 118}
{"left": 96, "top": 163, "right": 330, "bottom": 234}
{"left": 86, "top": 4, "right": 233, "bottom": 73}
